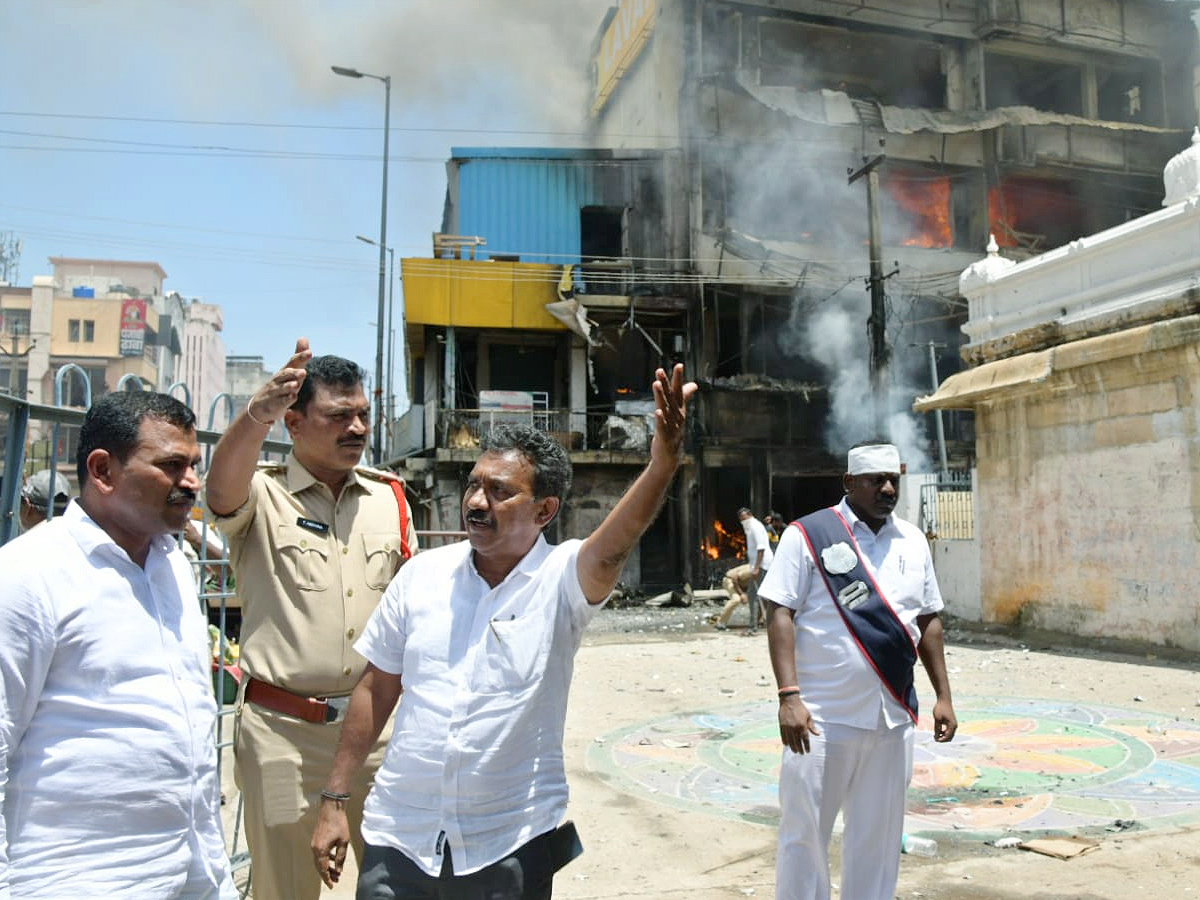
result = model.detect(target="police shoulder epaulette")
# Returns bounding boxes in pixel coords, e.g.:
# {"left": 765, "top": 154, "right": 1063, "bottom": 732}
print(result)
{"left": 355, "top": 465, "right": 402, "bottom": 485}
{"left": 256, "top": 460, "right": 288, "bottom": 473}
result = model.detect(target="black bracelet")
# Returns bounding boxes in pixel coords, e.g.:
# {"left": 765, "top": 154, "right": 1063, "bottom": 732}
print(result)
{"left": 777, "top": 688, "right": 801, "bottom": 700}
{"left": 320, "top": 789, "right": 351, "bottom": 802}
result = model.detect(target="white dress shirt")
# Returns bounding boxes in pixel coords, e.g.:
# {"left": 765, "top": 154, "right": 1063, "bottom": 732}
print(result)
{"left": 356, "top": 534, "right": 597, "bottom": 876}
{"left": 759, "top": 499, "right": 942, "bottom": 731}
{"left": 741, "top": 515, "right": 773, "bottom": 571}
{"left": 0, "top": 502, "right": 235, "bottom": 899}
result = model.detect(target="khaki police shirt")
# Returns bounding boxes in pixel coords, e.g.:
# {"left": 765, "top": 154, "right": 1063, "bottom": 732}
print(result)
{"left": 209, "top": 452, "right": 417, "bottom": 697}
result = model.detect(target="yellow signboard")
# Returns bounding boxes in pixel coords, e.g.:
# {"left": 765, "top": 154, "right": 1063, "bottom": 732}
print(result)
{"left": 591, "top": 0, "right": 656, "bottom": 117}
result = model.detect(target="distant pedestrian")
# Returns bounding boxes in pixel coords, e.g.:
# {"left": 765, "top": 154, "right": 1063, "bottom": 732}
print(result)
{"left": 18, "top": 468, "right": 70, "bottom": 531}
{"left": 761, "top": 441, "right": 957, "bottom": 900}
{"left": 715, "top": 563, "right": 761, "bottom": 630}
{"left": 0, "top": 392, "right": 235, "bottom": 898}
{"left": 737, "top": 507, "right": 773, "bottom": 635}
{"left": 764, "top": 510, "right": 784, "bottom": 550}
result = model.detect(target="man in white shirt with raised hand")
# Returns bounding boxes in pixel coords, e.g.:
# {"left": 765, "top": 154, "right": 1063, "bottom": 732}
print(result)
{"left": 737, "top": 506, "right": 773, "bottom": 635}
{"left": 311, "top": 364, "right": 696, "bottom": 900}
{"left": 0, "top": 391, "right": 235, "bottom": 899}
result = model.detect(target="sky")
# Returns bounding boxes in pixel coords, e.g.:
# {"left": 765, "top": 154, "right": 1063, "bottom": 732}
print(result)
{"left": 1, "top": 0, "right": 612, "bottom": 399}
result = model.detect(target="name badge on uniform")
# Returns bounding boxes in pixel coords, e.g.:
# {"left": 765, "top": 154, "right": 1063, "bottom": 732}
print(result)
{"left": 837, "top": 580, "right": 869, "bottom": 610}
{"left": 296, "top": 517, "right": 330, "bottom": 535}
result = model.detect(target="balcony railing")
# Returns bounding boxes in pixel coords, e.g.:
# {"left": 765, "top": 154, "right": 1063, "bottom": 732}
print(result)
{"left": 436, "top": 407, "right": 655, "bottom": 454}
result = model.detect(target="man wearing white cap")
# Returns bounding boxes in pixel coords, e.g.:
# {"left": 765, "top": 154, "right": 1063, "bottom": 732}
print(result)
{"left": 760, "top": 440, "right": 957, "bottom": 900}
{"left": 19, "top": 469, "right": 71, "bottom": 531}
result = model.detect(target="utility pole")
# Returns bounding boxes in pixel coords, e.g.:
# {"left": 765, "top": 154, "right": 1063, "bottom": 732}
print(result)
{"left": 848, "top": 153, "right": 888, "bottom": 434}
{"left": 925, "top": 341, "right": 949, "bottom": 478}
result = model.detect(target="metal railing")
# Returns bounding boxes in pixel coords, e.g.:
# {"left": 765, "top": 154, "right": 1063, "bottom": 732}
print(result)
{"left": 919, "top": 469, "right": 975, "bottom": 540}
{"left": 437, "top": 407, "right": 655, "bottom": 453}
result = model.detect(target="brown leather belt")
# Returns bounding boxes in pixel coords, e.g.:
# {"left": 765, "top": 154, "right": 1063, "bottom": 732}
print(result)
{"left": 244, "top": 677, "right": 350, "bottom": 724}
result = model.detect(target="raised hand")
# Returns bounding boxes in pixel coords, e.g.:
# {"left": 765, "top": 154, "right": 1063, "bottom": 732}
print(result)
{"left": 650, "top": 363, "right": 697, "bottom": 467}
{"left": 246, "top": 338, "right": 312, "bottom": 427}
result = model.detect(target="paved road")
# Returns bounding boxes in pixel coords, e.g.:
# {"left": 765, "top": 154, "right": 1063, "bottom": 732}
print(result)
{"left": 226, "top": 604, "right": 1200, "bottom": 898}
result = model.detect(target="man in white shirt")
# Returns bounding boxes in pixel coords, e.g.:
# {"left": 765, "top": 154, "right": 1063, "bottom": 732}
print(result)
{"left": 760, "top": 442, "right": 957, "bottom": 900}
{"left": 737, "top": 506, "right": 773, "bottom": 634}
{"left": 0, "top": 392, "right": 236, "bottom": 900}
{"left": 311, "top": 364, "right": 696, "bottom": 899}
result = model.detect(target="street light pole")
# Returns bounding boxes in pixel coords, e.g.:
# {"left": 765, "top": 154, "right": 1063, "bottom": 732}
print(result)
{"left": 357, "top": 235, "right": 395, "bottom": 459}
{"left": 333, "top": 64, "right": 391, "bottom": 465}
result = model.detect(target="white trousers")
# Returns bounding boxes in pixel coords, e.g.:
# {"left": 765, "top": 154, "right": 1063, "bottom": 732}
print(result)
{"left": 775, "top": 719, "right": 914, "bottom": 900}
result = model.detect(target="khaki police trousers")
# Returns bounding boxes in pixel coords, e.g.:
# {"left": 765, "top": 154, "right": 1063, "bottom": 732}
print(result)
{"left": 235, "top": 698, "right": 389, "bottom": 900}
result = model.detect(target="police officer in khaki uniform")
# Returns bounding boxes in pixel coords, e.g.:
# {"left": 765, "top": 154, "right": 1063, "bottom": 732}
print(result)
{"left": 206, "top": 338, "right": 416, "bottom": 900}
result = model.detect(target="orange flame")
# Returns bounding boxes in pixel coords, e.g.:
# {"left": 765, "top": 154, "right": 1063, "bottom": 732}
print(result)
{"left": 701, "top": 519, "right": 747, "bottom": 561}
{"left": 884, "top": 173, "right": 953, "bottom": 249}
{"left": 988, "top": 178, "right": 1081, "bottom": 250}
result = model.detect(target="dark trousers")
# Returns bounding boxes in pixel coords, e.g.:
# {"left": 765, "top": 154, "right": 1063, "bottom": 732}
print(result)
{"left": 357, "top": 832, "right": 554, "bottom": 900}
{"left": 746, "top": 568, "right": 765, "bottom": 632}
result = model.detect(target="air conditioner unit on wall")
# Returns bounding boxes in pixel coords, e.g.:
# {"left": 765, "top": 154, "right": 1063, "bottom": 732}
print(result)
{"left": 975, "top": 0, "right": 1020, "bottom": 40}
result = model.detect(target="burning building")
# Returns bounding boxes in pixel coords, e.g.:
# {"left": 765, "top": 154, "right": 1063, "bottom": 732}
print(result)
{"left": 583, "top": 0, "right": 1199, "bottom": 578}
{"left": 396, "top": 0, "right": 1198, "bottom": 592}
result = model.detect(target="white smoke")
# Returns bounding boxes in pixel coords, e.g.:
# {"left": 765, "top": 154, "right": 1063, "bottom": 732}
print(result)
{"left": 243, "top": 0, "right": 613, "bottom": 132}
{"left": 797, "top": 291, "right": 931, "bottom": 471}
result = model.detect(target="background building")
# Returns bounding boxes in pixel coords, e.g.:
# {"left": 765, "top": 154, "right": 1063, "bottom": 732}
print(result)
{"left": 226, "top": 354, "right": 287, "bottom": 443}
{"left": 0, "top": 257, "right": 233, "bottom": 489}
{"left": 180, "top": 300, "right": 227, "bottom": 429}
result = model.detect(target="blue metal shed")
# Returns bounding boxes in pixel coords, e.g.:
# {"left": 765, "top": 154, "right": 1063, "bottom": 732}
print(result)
{"left": 444, "top": 148, "right": 607, "bottom": 264}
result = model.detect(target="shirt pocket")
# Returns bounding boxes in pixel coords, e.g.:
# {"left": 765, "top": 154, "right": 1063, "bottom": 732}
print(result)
{"left": 361, "top": 532, "right": 402, "bottom": 591}
{"left": 476, "top": 613, "right": 551, "bottom": 694}
{"left": 273, "top": 524, "right": 330, "bottom": 591}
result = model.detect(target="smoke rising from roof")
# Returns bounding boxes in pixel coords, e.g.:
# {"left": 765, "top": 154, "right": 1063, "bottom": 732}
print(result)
{"left": 248, "top": 0, "right": 612, "bottom": 131}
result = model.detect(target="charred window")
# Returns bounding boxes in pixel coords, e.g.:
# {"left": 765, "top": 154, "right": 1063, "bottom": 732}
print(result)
{"left": 757, "top": 18, "right": 946, "bottom": 108}
{"left": 488, "top": 343, "right": 557, "bottom": 399}
{"left": 1096, "top": 58, "right": 1162, "bottom": 125}
{"left": 989, "top": 172, "right": 1160, "bottom": 254}
{"left": 580, "top": 206, "right": 625, "bottom": 260}
{"left": 712, "top": 289, "right": 741, "bottom": 378}
{"left": 988, "top": 176, "right": 1085, "bottom": 251}
{"left": 985, "top": 53, "right": 1083, "bottom": 115}
{"left": 880, "top": 164, "right": 985, "bottom": 251}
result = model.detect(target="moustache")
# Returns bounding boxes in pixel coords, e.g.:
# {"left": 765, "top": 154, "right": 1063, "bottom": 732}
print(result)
{"left": 167, "top": 490, "right": 197, "bottom": 505}
{"left": 465, "top": 512, "right": 491, "bottom": 526}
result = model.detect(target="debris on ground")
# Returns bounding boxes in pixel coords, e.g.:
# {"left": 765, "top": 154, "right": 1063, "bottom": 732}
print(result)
{"left": 1106, "top": 819, "right": 1139, "bottom": 832}
{"left": 1019, "top": 837, "right": 1100, "bottom": 859}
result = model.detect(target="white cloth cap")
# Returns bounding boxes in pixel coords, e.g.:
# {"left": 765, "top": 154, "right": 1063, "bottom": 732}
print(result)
{"left": 847, "top": 444, "right": 900, "bottom": 475}
{"left": 22, "top": 469, "right": 71, "bottom": 507}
